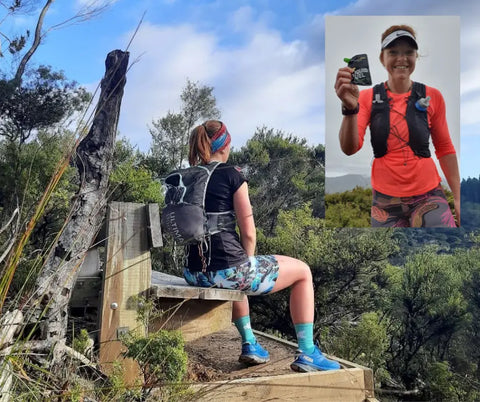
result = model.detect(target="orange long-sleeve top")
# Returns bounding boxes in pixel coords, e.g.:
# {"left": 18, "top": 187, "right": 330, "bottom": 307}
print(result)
{"left": 356, "top": 83, "right": 456, "bottom": 197}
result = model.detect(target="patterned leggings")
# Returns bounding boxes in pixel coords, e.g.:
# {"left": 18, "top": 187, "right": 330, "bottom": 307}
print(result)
{"left": 371, "top": 185, "right": 457, "bottom": 228}
{"left": 183, "top": 255, "right": 280, "bottom": 296}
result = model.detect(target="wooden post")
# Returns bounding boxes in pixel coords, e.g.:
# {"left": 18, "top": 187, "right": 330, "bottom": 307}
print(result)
{"left": 99, "top": 202, "right": 152, "bottom": 384}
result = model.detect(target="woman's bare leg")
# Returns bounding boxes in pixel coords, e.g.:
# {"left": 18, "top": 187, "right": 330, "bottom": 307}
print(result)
{"left": 232, "top": 295, "right": 249, "bottom": 321}
{"left": 270, "top": 255, "right": 314, "bottom": 324}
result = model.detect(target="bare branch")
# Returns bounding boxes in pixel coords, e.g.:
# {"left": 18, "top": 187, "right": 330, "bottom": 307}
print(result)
{"left": 13, "top": 0, "right": 53, "bottom": 86}
{"left": 0, "top": 207, "right": 18, "bottom": 235}
{"left": 46, "top": 0, "right": 114, "bottom": 32}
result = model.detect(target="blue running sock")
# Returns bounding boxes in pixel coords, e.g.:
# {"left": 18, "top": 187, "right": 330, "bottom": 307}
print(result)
{"left": 234, "top": 316, "right": 256, "bottom": 344}
{"left": 295, "top": 323, "right": 315, "bottom": 354}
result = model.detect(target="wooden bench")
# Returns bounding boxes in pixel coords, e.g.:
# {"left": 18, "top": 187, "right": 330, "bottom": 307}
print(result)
{"left": 93, "top": 202, "right": 244, "bottom": 382}
{"left": 147, "top": 271, "right": 244, "bottom": 342}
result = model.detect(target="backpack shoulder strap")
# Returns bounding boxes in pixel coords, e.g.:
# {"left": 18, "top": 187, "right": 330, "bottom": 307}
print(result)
{"left": 199, "top": 161, "right": 222, "bottom": 209}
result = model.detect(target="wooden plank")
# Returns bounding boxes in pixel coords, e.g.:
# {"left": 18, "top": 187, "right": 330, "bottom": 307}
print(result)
{"left": 77, "top": 247, "right": 101, "bottom": 277}
{"left": 149, "top": 299, "right": 233, "bottom": 342}
{"left": 149, "top": 271, "right": 244, "bottom": 301}
{"left": 257, "top": 329, "right": 373, "bottom": 371}
{"left": 71, "top": 248, "right": 102, "bottom": 308}
{"left": 363, "top": 367, "right": 375, "bottom": 400}
{"left": 99, "top": 202, "right": 152, "bottom": 385}
{"left": 192, "top": 367, "right": 368, "bottom": 401}
{"left": 146, "top": 204, "right": 163, "bottom": 248}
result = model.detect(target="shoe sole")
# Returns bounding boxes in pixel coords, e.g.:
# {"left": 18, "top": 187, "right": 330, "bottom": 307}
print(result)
{"left": 290, "top": 362, "right": 340, "bottom": 372}
{"left": 239, "top": 355, "right": 270, "bottom": 365}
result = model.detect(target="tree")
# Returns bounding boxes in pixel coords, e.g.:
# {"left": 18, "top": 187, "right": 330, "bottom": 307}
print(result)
{"left": 331, "top": 312, "right": 390, "bottom": 383}
{"left": 0, "top": 66, "right": 90, "bottom": 144}
{"left": 148, "top": 79, "right": 220, "bottom": 174}
{"left": 230, "top": 127, "right": 324, "bottom": 234}
{"left": 109, "top": 138, "right": 162, "bottom": 204}
{"left": 325, "top": 186, "right": 372, "bottom": 227}
{"left": 387, "top": 249, "right": 469, "bottom": 389}
{"left": 0, "top": 65, "right": 90, "bottom": 234}
{"left": 0, "top": 0, "right": 110, "bottom": 226}
{"left": 1, "top": 0, "right": 114, "bottom": 86}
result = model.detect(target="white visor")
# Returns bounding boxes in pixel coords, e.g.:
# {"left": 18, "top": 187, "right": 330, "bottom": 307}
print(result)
{"left": 381, "top": 30, "right": 418, "bottom": 50}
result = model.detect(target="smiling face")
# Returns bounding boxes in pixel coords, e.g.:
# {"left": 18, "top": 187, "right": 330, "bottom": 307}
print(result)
{"left": 380, "top": 39, "right": 417, "bottom": 82}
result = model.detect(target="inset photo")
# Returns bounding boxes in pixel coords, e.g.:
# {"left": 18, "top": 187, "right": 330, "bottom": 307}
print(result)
{"left": 325, "top": 16, "right": 460, "bottom": 228}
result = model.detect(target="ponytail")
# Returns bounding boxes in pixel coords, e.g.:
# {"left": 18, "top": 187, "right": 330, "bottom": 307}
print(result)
{"left": 188, "top": 120, "right": 223, "bottom": 166}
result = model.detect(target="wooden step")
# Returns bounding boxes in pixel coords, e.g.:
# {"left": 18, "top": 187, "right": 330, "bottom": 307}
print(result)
{"left": 162, "top": 326, "right": 378, "bottom": 402}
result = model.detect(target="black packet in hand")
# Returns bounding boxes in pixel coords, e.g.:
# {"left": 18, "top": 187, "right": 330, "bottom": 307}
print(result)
{"left": 344, "top": 54, "right": 372, "bottom": 86}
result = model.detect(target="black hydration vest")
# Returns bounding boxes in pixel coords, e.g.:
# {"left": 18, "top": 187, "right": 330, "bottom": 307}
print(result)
{"left": 370, "top": 82, "right": 431, "bottom": 158}
{"left": 162, "top": 162, "right": 235, "bottom": 245}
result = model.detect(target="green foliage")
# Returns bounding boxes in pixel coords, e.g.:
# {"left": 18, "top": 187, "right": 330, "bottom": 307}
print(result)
{"left": 0, "top": 66, "right": 90, "bottom": 143}
{"left": 102, "top": 360, "right": 143, "bottom": 401}
{"left": 387, "top": 249, "right": 470, "bottom": 388}
{"left": 461, "top": 175, "right": 480, "bottom": 203}
{"left": 423, "top": 361, "right": 478, "bottom": 402}
{"left": 122, "top": 330, "right": 189, "bottom": 400}
{"left": 230, "top": 128, "right": 325, "bottom": 234}
{"left": 3, "top": 130, "right": 79, "bottom": 295}
{"left": 251, "top": 205, "right": 396, "bottom": 341}
{"left": 462, "top": 202, "right": 480, "bottom": 232}
{"left": 72, "top": 328, "right": 90, "bottom": 355}
{"left": 325, "top": 186, "right": 372, "bottom": 227}
{"left": 109, "top": 139, "right": 162, "bottom": 203}
{"left": 331, "top": 312, "right": 389, "bottom": 382}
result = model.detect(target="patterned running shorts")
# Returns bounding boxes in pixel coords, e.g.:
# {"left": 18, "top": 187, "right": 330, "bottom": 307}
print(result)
{"left": 371, "top": 184, "right": 457, "bottom": 228}
{"left": 183, "top": 255, "right": 280, "bottom": 296}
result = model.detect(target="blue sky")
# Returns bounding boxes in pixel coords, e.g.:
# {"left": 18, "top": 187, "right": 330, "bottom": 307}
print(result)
{"left": 2, "top": 0, "right": 479, "bottom": 180}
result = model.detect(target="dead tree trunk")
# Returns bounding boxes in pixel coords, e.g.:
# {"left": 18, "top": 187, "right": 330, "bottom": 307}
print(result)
{"left": 33, "top": 50, "right": 129, "bottom": 344}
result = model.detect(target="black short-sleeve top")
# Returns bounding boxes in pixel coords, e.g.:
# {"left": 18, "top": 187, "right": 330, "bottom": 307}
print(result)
{"left": 186, "top": 163, "right": 249, "bottom": 271}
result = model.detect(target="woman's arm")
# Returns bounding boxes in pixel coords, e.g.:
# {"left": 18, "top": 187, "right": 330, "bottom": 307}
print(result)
{"left": 339, "top": 114, "right": 360, "bottom": 155}
{"left": 428, "top": 87, "right": 461, "bottom": 225}
{"left": 233, "top": 182, "right": 256, "bottom": 256}
{"left": 439, "top": 153, "right": 461, "bottom": 226}
{"left": 335, "top": 67, "right": 361, "bottom": 155}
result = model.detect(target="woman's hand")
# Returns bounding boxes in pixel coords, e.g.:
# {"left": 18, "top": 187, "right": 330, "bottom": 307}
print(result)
{"left": 438, "top": 153, "right": 461, "bottom": 227}
{"left": 335, "top": 67, "right": 360, "bottom": 110}
{"left": 454, "top": 197, "right": 461, "bottom": 227}
{"left": 336, "top": 67, "right": 361, "bottom": 155}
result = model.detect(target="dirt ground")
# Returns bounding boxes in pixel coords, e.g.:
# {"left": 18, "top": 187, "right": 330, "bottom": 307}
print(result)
{"left": 185, "top": 325, "right": 299, "bottom": 382}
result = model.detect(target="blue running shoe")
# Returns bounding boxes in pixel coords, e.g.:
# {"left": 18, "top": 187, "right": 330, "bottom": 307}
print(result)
{"left": 238, "top": 341, "right": 270, "bottom": 365}
{"left": 290, "top": 345, "right": 341, "bottom": 372}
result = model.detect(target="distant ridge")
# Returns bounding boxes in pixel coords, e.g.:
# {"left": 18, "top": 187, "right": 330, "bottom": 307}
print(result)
{"left": 326, "top": 175, "right": 450, "bottom": 194}
{"left": 326, "top": 174, "right": 371, "bottom": 194}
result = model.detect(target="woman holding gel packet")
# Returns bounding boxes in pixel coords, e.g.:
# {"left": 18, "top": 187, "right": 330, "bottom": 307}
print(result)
{"left": 334, "top": 24, "right": 460, "bottom": 228}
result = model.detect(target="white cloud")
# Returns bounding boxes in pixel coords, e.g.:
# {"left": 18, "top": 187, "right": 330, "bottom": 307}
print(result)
{"left": 119, "top": 18, "right": 323, "bottom": 151}
{"left": 118, "top": 22, "right": 220, "bottom": 149}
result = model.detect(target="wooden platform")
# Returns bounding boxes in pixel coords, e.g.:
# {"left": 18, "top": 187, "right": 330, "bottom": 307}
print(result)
{"left": 147, "top": 273, "right": 378, "bottom": 401}
{"left": 181, "top": 326, "right": 377, "bottom": 402}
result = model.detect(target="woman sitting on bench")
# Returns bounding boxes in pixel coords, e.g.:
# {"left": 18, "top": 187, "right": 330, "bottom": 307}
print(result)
{"left": 182, "top": 120, "right": 340, "bottom": 372}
